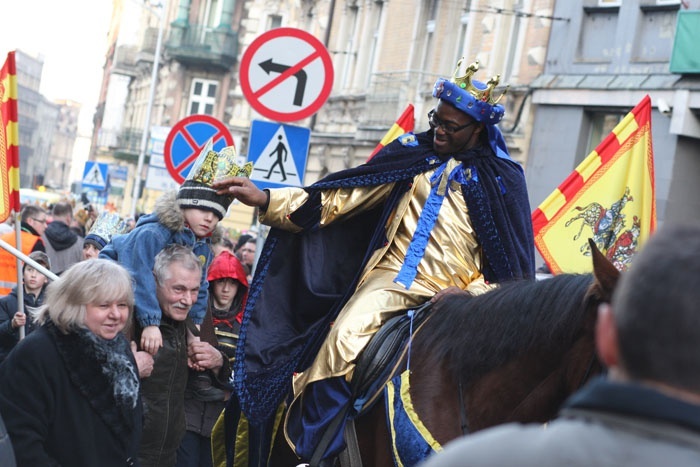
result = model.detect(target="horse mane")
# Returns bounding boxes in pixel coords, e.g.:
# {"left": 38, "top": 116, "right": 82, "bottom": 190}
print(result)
{"left": 416, "top": 274, "right": 595, "bottom": 387}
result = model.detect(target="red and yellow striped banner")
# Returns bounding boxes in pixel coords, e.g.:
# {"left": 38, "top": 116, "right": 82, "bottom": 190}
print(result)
{"left": 0, "top": 51, "right": 20, "bottom": 223}
{"left": 367, "top": 103, "right": 415, "bottom": 161}
{"left": 532, "top": 95, "right": 656, "bottom": 274}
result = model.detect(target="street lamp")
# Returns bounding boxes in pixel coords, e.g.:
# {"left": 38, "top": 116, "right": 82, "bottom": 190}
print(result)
{"left": 129, "top": 0, "right": 167, "bottom": 219}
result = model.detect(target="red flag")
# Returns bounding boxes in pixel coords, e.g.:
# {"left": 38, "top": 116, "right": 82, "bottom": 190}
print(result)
{"left": 367, "top": 104, "right": 415, "bottom": 161}
{"left": 532, "top": 95, "right": 656, "bottom": 274}
{"left": 0, "top": 51, "right": 20, "bottom": 223}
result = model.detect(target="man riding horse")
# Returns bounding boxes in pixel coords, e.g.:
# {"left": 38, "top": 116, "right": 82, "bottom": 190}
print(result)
{"left": 212, "top": 58, "right": 535, "bottom": 466}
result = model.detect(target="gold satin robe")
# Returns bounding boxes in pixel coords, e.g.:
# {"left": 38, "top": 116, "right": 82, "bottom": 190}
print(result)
{"left": 260, "top": 158, "right": 494, "bottom": 396}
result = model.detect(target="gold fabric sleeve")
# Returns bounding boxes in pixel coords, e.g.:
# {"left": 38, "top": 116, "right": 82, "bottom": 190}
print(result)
{"left": 259, "top": 184, "right": 394, "bottom": 231}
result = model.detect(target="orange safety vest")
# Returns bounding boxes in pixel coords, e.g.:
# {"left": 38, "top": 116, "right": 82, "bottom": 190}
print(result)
{"left": 0, "top": 231, "right": 39, "bottom": 295}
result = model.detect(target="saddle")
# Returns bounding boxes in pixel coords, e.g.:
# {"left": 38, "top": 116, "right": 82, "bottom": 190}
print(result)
{"left": 350, "top": 301, "right": 434, "bottom": 414}
{"left": 308, "top": 302, "right": 434, "bottom": 467}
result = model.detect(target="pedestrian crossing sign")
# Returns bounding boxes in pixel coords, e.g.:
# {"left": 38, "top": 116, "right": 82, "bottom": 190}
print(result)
{"left": 247, "top": 120, "right": 310, "bottom": 191}
{"left": 82, "top": 161, "right": 109, "bottom": 190}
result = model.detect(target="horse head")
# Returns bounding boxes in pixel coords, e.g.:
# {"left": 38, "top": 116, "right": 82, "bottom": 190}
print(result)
{"left": 588, "top": 237, "right": 620, "bottom": 304}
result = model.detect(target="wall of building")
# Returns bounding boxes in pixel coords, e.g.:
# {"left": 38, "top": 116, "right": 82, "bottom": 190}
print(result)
{"left": 666, "top": 134, "right": 700, "bottom": 221}
{"left": 93, "top": 0, "right": 555, "bottom": 228}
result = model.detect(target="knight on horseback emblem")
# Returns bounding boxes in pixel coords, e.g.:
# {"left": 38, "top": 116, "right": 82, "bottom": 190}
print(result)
{"left": 564, "top": 187, "right": 640, "bottom": 270}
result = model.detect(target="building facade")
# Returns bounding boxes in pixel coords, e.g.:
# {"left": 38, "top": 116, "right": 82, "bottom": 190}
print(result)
{"left": 526, "top": 0, "right": 700, "bottom": 226}
{"left": 12, "top": 50, "right": 80, "bottom": 193}
{"left": 91, "top": 0, "right": 554, "bottom": 233}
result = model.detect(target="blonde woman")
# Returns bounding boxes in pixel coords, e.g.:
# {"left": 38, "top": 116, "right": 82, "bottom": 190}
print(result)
{"left": 0, "top": 259, "right": 141, "bottom": 466}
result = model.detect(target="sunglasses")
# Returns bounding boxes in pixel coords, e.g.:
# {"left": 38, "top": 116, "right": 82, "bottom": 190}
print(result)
{"left": 428, "top": 109, "right": 477, "bottom": 135}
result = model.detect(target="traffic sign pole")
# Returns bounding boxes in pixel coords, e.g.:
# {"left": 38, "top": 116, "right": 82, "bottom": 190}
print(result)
{"left": 130, "top": 0, "right": 167, "bottom": 218}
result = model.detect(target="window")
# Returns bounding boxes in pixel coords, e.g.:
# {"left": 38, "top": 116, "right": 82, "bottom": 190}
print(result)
{"left": 365, "top": 1, "right": 384, "bottom": 88}
{"left": 339, "top": 4, "right": 359, "bottom": 90}
{"left": 503, "top": 0, "right": 525, "bottom": 82}
{"left": 633, "top": 7, "right": 677, "bottom": 62}
{"left": 203, "top": 0, "right": 222, "bottom": 28}
{"left": 577, "top": 8, "right": 619, "bottom": 62}
{"left": 267, "top": 15, "right": 282, "bottom": 30}
{"left": 188, "top": 79, "right": 218, "bottom": 115}
{"left": 419, "top": 0, "right": 440, "bottom": 78}
{"left": 455, "top": 11, "right": 470, "bottom": 66}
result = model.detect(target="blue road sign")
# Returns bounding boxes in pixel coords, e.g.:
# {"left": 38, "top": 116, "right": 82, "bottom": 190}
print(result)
{"left": 82, "top": 161, "right": 109, "bottom": 190}
{"left": 248, "top": 120, "right": 310, "bottom": 191}
{"left": 164, "top": 115, "right": 234, "bottom": 184}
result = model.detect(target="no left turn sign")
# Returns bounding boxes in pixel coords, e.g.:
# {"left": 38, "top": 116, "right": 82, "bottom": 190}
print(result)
{"left": 240, "top": 27, "right": 334, "bottom": 122}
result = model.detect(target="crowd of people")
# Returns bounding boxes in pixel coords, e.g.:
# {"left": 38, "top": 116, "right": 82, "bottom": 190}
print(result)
{"left": 1, "top": 57, "right": 700, "bottom": 467}
{"left": 0, "top": 166, "right": 254, "bottom": 466}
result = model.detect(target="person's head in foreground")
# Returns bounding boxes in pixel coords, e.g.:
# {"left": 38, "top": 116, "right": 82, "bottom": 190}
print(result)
{"left": 599, "top": 221, "right": 700, "bottom": 391}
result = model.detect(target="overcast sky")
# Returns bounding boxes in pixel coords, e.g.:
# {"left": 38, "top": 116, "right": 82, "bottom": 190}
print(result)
{"left": 1, "top": 0, "right": 113, "bottom": 133}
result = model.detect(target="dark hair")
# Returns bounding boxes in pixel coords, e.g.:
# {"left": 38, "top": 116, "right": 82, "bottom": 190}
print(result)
{"left": 23, "top": 251, "right": 51, "bottom": 272}
{"left": 613, "top": 222, "right": 700, "bottom": 392}
{"left": 234, "top": 234, "right": 254, "bottom": 252}
{"left": 51, "top": 201, "right": 73, "bottom": 218}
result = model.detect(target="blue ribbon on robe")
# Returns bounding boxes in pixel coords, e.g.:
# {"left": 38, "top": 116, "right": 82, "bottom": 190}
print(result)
{"left": 394, "top": 161, "right": 469, "bottom": 289}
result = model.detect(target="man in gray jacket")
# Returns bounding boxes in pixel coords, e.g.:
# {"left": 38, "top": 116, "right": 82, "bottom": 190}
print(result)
{"left": 420, "top": 222, "right": 700, "bottom": 466}
{"left": 42, "top": 201, "right": 83, "bottom": 275}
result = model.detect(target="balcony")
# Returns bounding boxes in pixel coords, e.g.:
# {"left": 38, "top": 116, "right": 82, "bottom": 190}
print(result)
{"left": 165, "top": 22, "right": 237, "bottom": 70}
{"left": 670, "top": 10, "right": 700, "bottom": 74}
{"left": 113, "top": 128, "right": 145, "bottom": 163}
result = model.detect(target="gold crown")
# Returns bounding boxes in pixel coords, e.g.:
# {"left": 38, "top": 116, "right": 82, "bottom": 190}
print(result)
{"left": 188, "top": 141, "right": 253, "bottom": 186}
{"left": 451, "top": 58, "right": 508, "bottom": 105}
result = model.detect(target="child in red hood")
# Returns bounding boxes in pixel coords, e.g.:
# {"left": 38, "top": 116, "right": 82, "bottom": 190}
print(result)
{"left": 177, "top": 250, "right": 249, "bottom": 467}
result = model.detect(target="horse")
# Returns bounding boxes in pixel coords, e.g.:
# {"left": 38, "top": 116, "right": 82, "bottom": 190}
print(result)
{"left": 264, "top": 242, "right": 619, "bottom": 466}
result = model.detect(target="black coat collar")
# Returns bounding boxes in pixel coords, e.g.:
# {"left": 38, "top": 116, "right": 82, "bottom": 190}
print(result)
{"left": 48, "top": 322, "right": 139, "bottom": 447}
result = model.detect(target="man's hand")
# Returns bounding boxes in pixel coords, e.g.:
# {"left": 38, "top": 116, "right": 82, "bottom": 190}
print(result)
{"left": 140, "top": 325, "right": 163, "bottom": 356}
{"left": 212, "top": 177, "right": 268, "bottom": 207}
{"left": 188, "top": 341, "right": 224, "bottom": 372}
{"left": 431, "top": 286, "right": 470, "bottom": 303}
{"left": 11, "top": 311, "right": 26, "bottom": 329}
{"left": 131, "top": 341, "right": 154, "bottom": 378}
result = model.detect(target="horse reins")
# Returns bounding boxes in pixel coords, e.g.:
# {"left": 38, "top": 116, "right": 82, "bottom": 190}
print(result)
{"left": 458, "top": 379, "right": 470, "bottom": 435}
{"left": 577, "top": 352, "right": 599, "bottom": 390}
